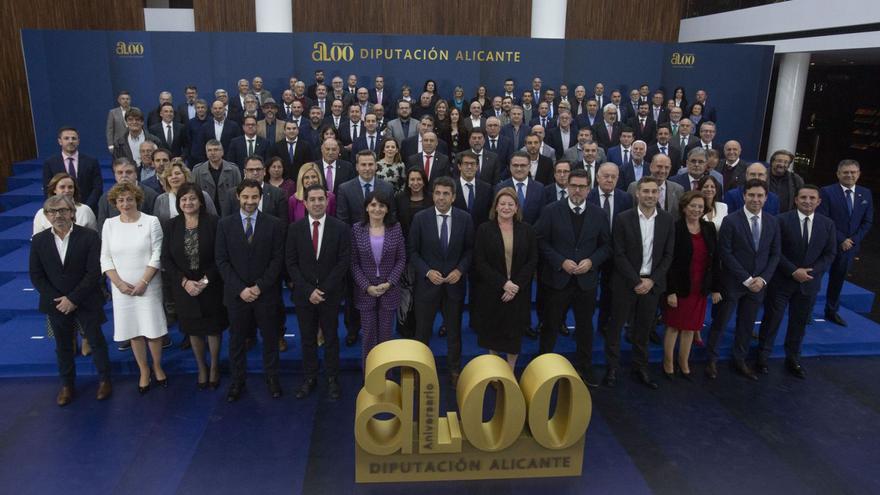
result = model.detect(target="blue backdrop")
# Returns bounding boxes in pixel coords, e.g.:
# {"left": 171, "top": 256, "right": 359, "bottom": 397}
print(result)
{"left": 22, "top": 30, "right": 774, "bottom": 159}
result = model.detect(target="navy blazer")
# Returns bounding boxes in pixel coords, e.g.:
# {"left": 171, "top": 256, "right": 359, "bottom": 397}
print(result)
{"left": 148, "top": 121, "right": 189, "bottom": 159}
{"left": 484, "top": 135, "right": 513, "bottom": 170}
{"left": 717, "top": 209, "right": 781, "bottom": 295}
{"left": 29, "top": 225, "right": 106, "bottom": 322}
{"left": 407, "top": 206, "right": 474, "bottom": 301}
{"left": 405, "top": 152, "right": 453, "bottom": 184}
{"left": 544, "top": 183, "right": 567, "bottom": 205}
{"left": 43, "top": 153, "right": 103, "bottom": 212}
{"left": 586, "top": 188, "right": 633, "bottom": 227}
{"left": 225, "top": 134, "right": 270, "bottom": 171}
{"left": 500, "top": 124, "right": 528, "bottom": 150}
{"left": 534, "top": 199, "right": 612, "bottom": 290}
{"left": 724, "top": 187, "right": 781, "bottom": 215}
{"left": 618, "top": 161, "right": 649, "bottom": 189}
{"left": 453, "top": 178, "right": 492, "bottom": 228}
{"left": 817, "top": 184, "right": 874, "bottom": 253}
{"left": 606, "top": 145, "right": 632, "bottom": 168}
{"left": 336, "top": 177, "right": 396, "bottom": 225}
{"left": 215, "top": 210, "right": 285, "bottom": 307}
{"left": 285, "top": 215, "right": 351, "bottom": 306}
{"left": 495, "top": 178, "right": 545, "bottom": 225}
{"left": 351, "top": 133, "right": 383, "bottom": 155}
{"left": 772, "top": 210, "right": 837, "bottom": 296}
{"left": 194, "top": 119, "right": 243, "bottom": 163}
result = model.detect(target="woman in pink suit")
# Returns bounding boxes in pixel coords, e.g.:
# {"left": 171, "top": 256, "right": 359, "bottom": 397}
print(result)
{"left": 349, "top": 191, "right": 407, "bottom": 369}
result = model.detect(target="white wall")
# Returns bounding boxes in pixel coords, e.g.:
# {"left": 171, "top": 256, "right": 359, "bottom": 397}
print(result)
{"left": 144, "top": 8, "right": 195, "bottom": 32}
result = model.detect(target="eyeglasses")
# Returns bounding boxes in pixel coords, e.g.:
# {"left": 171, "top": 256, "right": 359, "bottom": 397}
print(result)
{"left": 45, "top": 208, "right": 72, "bottom": 215}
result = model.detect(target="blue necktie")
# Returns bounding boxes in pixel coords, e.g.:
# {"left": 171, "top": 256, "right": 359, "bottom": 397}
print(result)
{"left": 440, "top": 214, "right": 449, "bottom": 253}
{"left": 516, "top": 182, "right": 526, "bottom": 208}
{"left": 751, "top": 215, "right": 760, "bottom": 250}
{"left": 363, "top": 182, "right": 372, "bottom": 197}
{"left": 845, "top": 189, "right": 853, "bottom": 216}
{"left": 288, "top": 142, "right": 294, "bottom": 163}
{"left": 802, "top": 217, "right": 810, "bottom": 256}
{"left": 466, "top": 183, "right": 474, "bottom": 212}
{"left": 245, "top": 216, "right": 254, "bottom": 243}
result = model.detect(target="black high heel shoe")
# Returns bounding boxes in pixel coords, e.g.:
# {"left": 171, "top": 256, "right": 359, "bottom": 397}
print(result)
{"left": 138, "top": 377, "right": 152, "bottom": 394}
{"left": 156, "top": 374, "right": 169, "bottom": 388}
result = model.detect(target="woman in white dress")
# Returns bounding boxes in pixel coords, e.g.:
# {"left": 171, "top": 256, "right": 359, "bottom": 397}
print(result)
{"left": 100, "top": 182, "right": 168, "bottom": 393}
{"left": 33, "top": 172, "right": 96, "bottom": 236}
{"left": 699, "top": 175, "right": 727, "bottom": 231}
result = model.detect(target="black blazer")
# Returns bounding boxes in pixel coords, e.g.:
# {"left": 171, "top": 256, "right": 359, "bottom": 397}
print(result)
{"left": 161, "top": 213, "right": 226, "bottom": 323}
{"left": 544, "top": 127, "right": 577, "bottom": 159}
{"left": 407, "top": 206, "right": 474, "bottom": 301}
{"left": 532, "top": 155, "right": 554, "bottom": 186}
{"left": 223, "top": 182, "right": 289, "bottom": 224}
{"left": 625, "top": 116, "right": 657, "bottom": 144}
{"left": 534, "top": 199, "right": 612, "bottom": 290}
{"left": 214, "top": 210, "right": 285, "bottom": 307}
{"left": 29, "top": 225, "right": 106, "bottom": 322}
{"left": 454, "top": 150, "right": 501, "bottom": 185}
{"left": 194, "top": 119, "right": 243, "bottom": 163}
{"left": 285, "top": 215, "right": 351, "bottom": 306}
{"left": 646, "top": 143, "right": 682, "bottom": 168}
{"left": 225, "top": 134, "right": 270, "bottom": 171}
{"left": 453, "top": 178, "right": 493, "bottom": 228}
{"left": 592, "top": 121, "right": 621, "bottom": 149}
{"left": 666, "top": 219, "right": 720, "bottom": 297}
{"left": 612, "top": 208, "right": 675, "bottom": 293}
{"left": 406, "top": 152, "right": 452, "bottom": 184}
{"left": 401, "top": 135, "right": 450, "bottom": 160}
{"left": 320, "top": 159, "right": 356, "bottom": 195}
{"left": 149, "top": 121, "right": 189, "bottom": 159}
{"left": 271, "top": 139, "right": 314, "bottom": 181}
{"left": 43, "top": 153, "right": 103, "bottom": 212}
{"left": 773, "top": 210, "right": 837, "bottom": 296}
{"left": 484, "top": 135, "right": 513, "bottom": 171}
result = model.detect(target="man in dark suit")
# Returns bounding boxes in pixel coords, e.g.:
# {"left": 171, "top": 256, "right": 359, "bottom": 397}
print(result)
{"left": 228, "top": 79, "right": 251, "bottom": 122}
{"left": 322, "top": 99, "right": 348, "bottom": 131}
{"left": 185, "top": 99, "right": 210, "bottom": 163}
{"left": 588, "top": 163, "right": 634, "bottom": 333}
{"left": 717, "top": 140, "right": 748, "bottom": 192}
{"left": 626, "top": 101, "right": 657, "bottom": 144}
{"left": 453, "top": 151, "right": 492, "bottom": 227}
{"left": 723, "top": 163, "right": 781, "bottom": 215}
{"left": 176, "top": 85, "right": 199, "bottom": 124}
{"left": 96, "top": 158, "right": 159, "bottom": 231}
{"left": 692, "top": 89, "right": 718, "bottom": 123}
{"left": 649, "top": 91, "right": 669, "bottom": 125}
{"left": 817, "top": 159, "right": 874, "bottom": 326}
{"left": 149, "top": 102, "right": 189, "bottom": 159}
{"left": 112, "top": 108, "right": 161, "bottom": 166}
{"left": 528, "top": 102, "right": 556, "bottom": 130}
{"left": 684, "top": 121, "right": 720, "bottom": 157}
{"left": 646, "top": 124, "right": 681, "bottom": 167}
{"left": 593, "top": 104, "right": 622, "bottom": 152}
{"left": 30, "top": 195, "right": 111, "bottom": 406}
{"left": 576, "top": 99, "right": 601, "bottom": 129}
{"left": 215, "top": 179, "right": 286, "bottom": 402}
{"left": 757, "top": 185, "right": 836, "bottom": 378}
{"left": 351, "top": 113, "right": 382, "bottom": 155}
{"left": 318, "top": 138, "right": 355, "bottom": 195}
{"left": 621, "top": 89, "right": 642, "bottom": 123}
{"left": 589, "top": 83, "right": 607, "bottom": 111}
{"left": 271, "top": 120, "right": 313, "bottom": 181}
{"left": 43, "top": 127, "right": 103, "bottom": 212}
{"left": 408, "top": 176, "right": 474, "bottom": 385}
{"left": 496, "top": 151, "right": 545, "bottom": 225}
{"left": 707, "top": 179, "right": 781, "bottom": 381}
{"left": 306, "top": 69, "right": 325, "bottom": 101}
{"left": 522, "top": 133, "right": 553, "bottom": 186}
{"left": 194, "top": 100, "right": 242, "bottom": 163}
{"left": 146, "top": 91, "right": 175, "bottom": 129}
{"left": 405, "top": 132, "right": 452, "bottom": 184}
{"left": 225, "top": 116, "right": 270, "bottom": 172}
{"left": 535, "top": 169, "right": 611, "bottom": 386}
{"left": 484, "top": 117, "right": 513, "bottom": 172}
{"left": 768, "top": 149, "right": 804, "bottom": 213}
{"left": 545, "top": 110, "right": 577, "bottom": 159}
{"left": 501, "top": 106, "right": 528, "bottom": 151}
{"left": 604, "top": 177, "right": 675, "bottom": 389}
{"left": 337, "top": 150, "right": 396, "bottom": 346}
{"left": 368, "top": 75, "right": 391, "bottom": 115}
{"left": 458, "top": 128, "right": 501, "bottom": 185}
{"left": 401, "top": 116, "right": 450, "bottom": 159}
{"left": 544, "top": 159, "right": 571, "bottom": 205}
{"left": 337, "top": 104, "right": 364, "bottom": 159}
{"left": 670, "top": 147, "right": 711, "bottom": 192}
{"left": 225, "top": 156, "right": 289, "bottom": 223}
{"left": 286, "top": 184, "right": 350, "bottom": 400}
{"left": 606, "top": 127, "right": 635, "bottom": 170}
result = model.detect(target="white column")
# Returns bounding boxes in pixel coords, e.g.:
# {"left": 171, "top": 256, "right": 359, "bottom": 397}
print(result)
{"left": 255, "top": 0, "right": 293, "bottom": 33}
{"left": 531, "top": 0, "right": 567, "bottom": 39}
{"left": 766, "top": 52, "right": 810, "bottom": 159}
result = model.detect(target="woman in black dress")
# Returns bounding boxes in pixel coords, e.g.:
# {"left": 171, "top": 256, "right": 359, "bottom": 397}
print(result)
{"left": 394, "top": 168, "right": 433, "bottom": 337}
{"left": 473, "top": 187, "right": 538, "bottom": 371}
{"left": 161, "top": 183, "right": 228, "bottom": 389}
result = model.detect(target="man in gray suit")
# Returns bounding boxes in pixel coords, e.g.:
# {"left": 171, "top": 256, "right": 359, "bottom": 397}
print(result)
{"left": 106, "top": 91, "right": 132, "bottom": 153}
{"left": 385, "top": 99, "right": 419, "bottom": 144}
{"left": 563, "top": 127, "right": 607, "bottom": 165}
{"left": 112, "top": 108, "right": 160, "bottom": 167}
{"left": 627, "top": 153, "right": 683, "bottom": 221}
{"left": 192, "top": 139, "right": 242, "bottom": 216}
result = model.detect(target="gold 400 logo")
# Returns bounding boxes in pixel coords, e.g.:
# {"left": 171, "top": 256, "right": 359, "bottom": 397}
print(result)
{"left": 670, "top": 52, "right": 696, "bottom": 66}
{"left": 116, "top": 42, "right": 144, "bottom": 57}
{"left": 312, "top": 42, "right": 354, "bottom": 62}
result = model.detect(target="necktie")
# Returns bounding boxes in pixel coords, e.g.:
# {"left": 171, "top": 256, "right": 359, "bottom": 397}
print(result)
{"left": 516, "top": 182, "right": 526, "bottom": 207}
{"left": 559, "top": 189, "right": 566, "bottom": 201}
{"left": 352, "top": 123, "right": 359, "bottom": 140}
{"left": 247, "top": 139, "right": 254, "bottom": 156}
{"left": 319, "top": 100, "right": 325, "bottom": 113}
{"left": 490, "top": 138, "right": 496, "bottom": 151}
{"left": 440, "top": 214, "right": 449, "bottom": 252}
{"left": 603, "top": 193, "right": 611, "bottom": 222}
{"left": 845, "top": 189, "right": 853, "bottom": 216}
{"left": 369, "top": 135, "right": 374, "bottom": 151}
{"left": 703, "top": 143, "right": 709, "bottom": 150}
{"left": 403, "top": 120, "right": 411, "bottom": 138}
{"left": 606, "top": 123, "right": 612, "bottom": 138}
{"left": 660, "top": 146, "right": 667, "bottom": 155}
{"left": 325, "top": 165, "right": 334, "bottom": 191}
{"left": 377, "top": 91, "right": 382, "bottom": 104}
{"left": 288, "top": 141, "right": 295, "bottom": 162}
{"left": 681, "top": 137, "right": 687, "bottom": 149}
{"left": 802, "top": 217, "right": 810, "bottom": 255}
{"left": 363, "top": 182, "right": 372, "bottom": 196}
{"left": 466, "top": 183, "right": 474, "bottom": 211}
{"left": 541, "top": 117, "right": 546, "bottom": 127}
{"left": 691, "top": 180, "right": 699, "bottom": 190}
{"left": 334, "top": 116, "right": 340, "bottom": 127}
{"left": 751, "top": 215, "right": 761, "bottom": 250}
{"left": 424, "top": 154, "right": 432, "bottom": 179}
{"left": 672, "top": 124, "right": 678, "bottom": 135}
{"left": 584, "top": 163, "right": 592, "bottom": 182}
{"left": 640, "top": 118, "right": 645, "bottom": 131}
{"left": 66, "top": 157, "right": 76, "bottom": 180}
{"left": 574, "top": 205, "right": 581, "bottom": 215}
{"left": 659, "top": 186, "right": 666, "bottom": 209}
{"left": 245, "top": 216, "right": 254, "bottom": 243}
{"left": 165, "top": 124, "right": 172, "bottom": 144}
{"left": 312, "top": 220, "right": 320, "bottom": 256}
{"left": 623, "top": 149, "right": 629, "bottom": 165}
{"left": 285, "top": 105, "right": 291, "bottom": 119}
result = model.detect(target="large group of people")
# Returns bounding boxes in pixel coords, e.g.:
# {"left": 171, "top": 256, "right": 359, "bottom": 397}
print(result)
{"left": 31, "top": 73, "right": 873, "bottom": 407}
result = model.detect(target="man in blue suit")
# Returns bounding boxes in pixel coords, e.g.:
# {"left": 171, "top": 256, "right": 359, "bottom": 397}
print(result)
{"left": 757, "top": 185, "right": 836, "bottom": 378}
{"left": 193, "top": 100, "right": 243, "bottom": 163}
{"left": 408, "top": 176, "right": 474, "bottom": 386}
{"left": 706, "top": 179, "right": 781, "bottom": 381}
{"left": 606, "top": 128, "right": 635, "bottom": 168}
{"left": 495, "top": 152, "right": 545, "bottom": 225}
{"left": 817, "top": 159, "right": 874, "bottom": 326}
{"left": 724, "top": 162, "right": 781, "bottom": 215}
{"left": 43, "top": 127, "right": 103, "bottom": 212}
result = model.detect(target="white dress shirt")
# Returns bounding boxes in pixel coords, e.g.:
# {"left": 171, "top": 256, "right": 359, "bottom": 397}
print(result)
{"left": 637, "top": 207, "right": 657, "bottom": 276}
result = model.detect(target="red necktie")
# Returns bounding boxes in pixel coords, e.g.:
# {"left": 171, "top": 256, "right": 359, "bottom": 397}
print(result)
{"left": 424, "top": 154, "right": 432, "bottom": 179}
{"left": 312, "top": 220, "right": 320, "bottom": 256}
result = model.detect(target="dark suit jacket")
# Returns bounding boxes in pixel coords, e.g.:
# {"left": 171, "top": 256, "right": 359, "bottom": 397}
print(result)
{"left": 351, "top": 133, "right": 383, "bottom": 155}
{"left": 336, "top": 177, "right": 395, "bottom": 225}
{"left": 161, "top": 213, "right": 226, "bottom": 322}
{"left": 649, "top": 106, "right": 669, "bottom": 125}
{"left": 149, "top": 121, "right": 189, "bottom": 159}
{"left": 271, "top": 139, "right": 314, "bottom": 181}
{"left": 772, "top": 210, "right": 837, "bottom": 296}
{"left": 683, "top": 139, "right": 720, "bottom": 158}
{"left": 724, "top": 188, "right": 781, "bottom": 216}
{"left": 495, "top": 178, "right": 545, "bottom": 225}
{"left": 405, "top": 152, "right": 452, "bottom": 184}
{"left": 817, "top": 184, "right": 874, "bottom": 254}
{"left": 669, "top": 172, "right": 705, "bottom": 192}
{"left": 223, "top": 182, "right": 289, "bottom": 224}
{"left": 544, "top": 127, "right": 577, "bottom": 159}
{"left": 592, "top": 121, "right": 621, "bottom": 149}
{"left": 575, "top": 113, "right": 600, "bottom": 130}
{"left": 401, "top": 136, "right": 450, "bottom": 160}
{"left": 534, "top": 199, "right": 612, "bottom": 290}
{"left": 612, "top": 208, "right": 675, "bottom": 293}
{"left": 625, "top": 116, "right": 657, "bottom": 144}
{"left": 500, "top": 124, "right": 528, "bottom": 150}
{"left": 176, "top": 102, "right": 196, "bottom": 125}
{"left": 320, "top": 160, "right": 356, "bottom": 195}
{"left": 369, "top": 88, "right": 392, "bottom": 113}
{"left": 646, "top": 143, "right": 682, "bottom": 167}
{"left": 29, "top": 225, "right": 106, "bottom": 323}
{"left": 586, "top": 188, "right": 633, "bottom": 228}
{"left": 454, "top": 178, "right": 492, "bottom": 228}
{"left": 667, "top": 219, "right": 720, "bottom": 297}
{"left": 607, "top": 146, "right": 635, "bottom": 168}
{"left": 544, "top": 183, "right": 566, "bottom": 205}
{"left": 484, "top": 135, "right": 513, "bottom": 170}
{"left": 717, "top": 209, "right": 781, "bottom": 296}
{"left": 455, "top": 150, "right": 501, "bottom": 185}
{"left": 43, "top": 153, "right": 103, "bottom": 212}
{"left": 226, "top": 134, "right": 270, "bottom": 171}
{"left": 285, "top": 215, "right": 351, "bottom": 306}
{"left": 195, "top": 120, "right": 243, "bottom": 163}
{"left": 528, "top": 116, "right": 556, "bottom": 130}
{"left": 407, "top": 206, "right": 474, "bottom": 301}
{"left": 215, "top": 210, "right": 285, "bottom": 307}
{"left": 618, "top": 161, "right": 649, "bottom": 189}
{"left": 112, "top": 132, "right": 160, "bottom": 163}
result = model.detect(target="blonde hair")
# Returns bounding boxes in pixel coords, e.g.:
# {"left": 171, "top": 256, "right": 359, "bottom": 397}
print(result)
{"left": 295, "top": 162, "right": 326, "bottom": 200}
{"left": 488, "top": 187, "right": 523, "bottom": 222}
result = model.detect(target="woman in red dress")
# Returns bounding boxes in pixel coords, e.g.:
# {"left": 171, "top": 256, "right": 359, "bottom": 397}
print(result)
{"left": 663, "top": 191, "right": 721, "bottom": 379}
